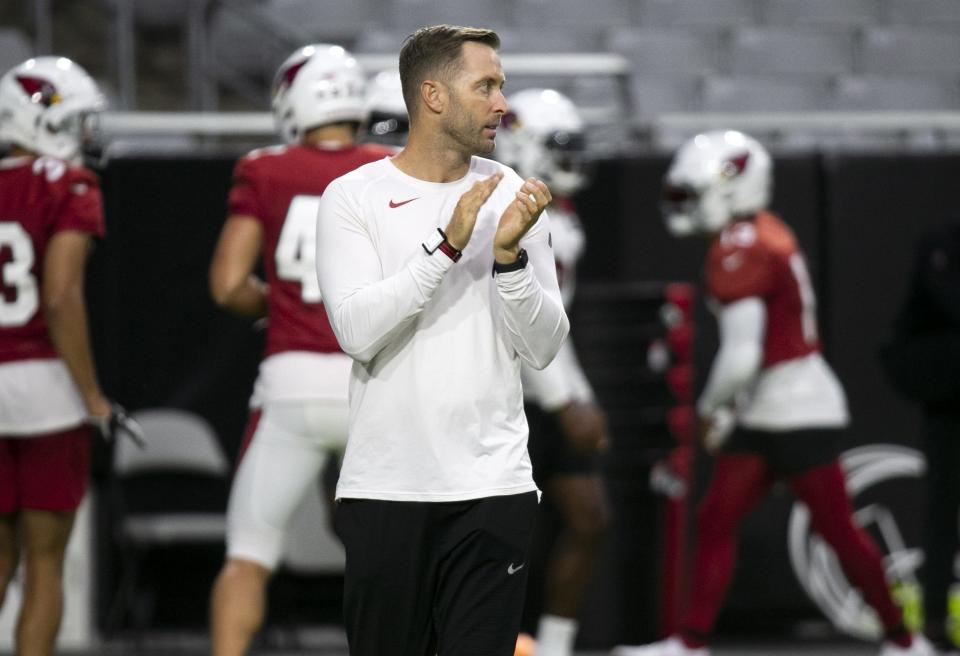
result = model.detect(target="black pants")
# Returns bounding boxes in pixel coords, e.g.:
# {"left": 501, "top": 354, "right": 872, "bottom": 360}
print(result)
{"left": 336, "top": 492, "right": 538, "bottom": 656}
{"left": 920, "top": 411, "right": 960, "bottom": 639}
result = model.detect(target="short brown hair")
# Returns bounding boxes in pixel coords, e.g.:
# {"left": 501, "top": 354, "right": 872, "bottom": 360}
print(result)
{"left": 398, "top": 25, "right": 500, "bottom": 121}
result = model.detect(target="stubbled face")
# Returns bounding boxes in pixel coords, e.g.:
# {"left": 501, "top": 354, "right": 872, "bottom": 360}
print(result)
{"left": 441, "top": 41, "right": 507, "bottom": 156}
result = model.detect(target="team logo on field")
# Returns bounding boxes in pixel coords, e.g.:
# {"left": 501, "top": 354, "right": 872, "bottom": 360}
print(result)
{"left": 787, "top": 444, "right": 926, "bottom": 640}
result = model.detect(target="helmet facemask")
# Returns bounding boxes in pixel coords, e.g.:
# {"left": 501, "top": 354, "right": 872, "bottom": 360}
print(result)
{"left": 539, "top": 128, "right": 587, "bottom": 195}
{"left": 363, "top": 70, "right": 408, "bottom": 147}
{"left": 496, "top": 89, "right": 589, "bottom": 197}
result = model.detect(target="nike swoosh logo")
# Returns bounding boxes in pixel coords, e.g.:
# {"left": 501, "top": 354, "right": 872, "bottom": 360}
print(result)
{"left": 507, "top": 562, "right": 525, "bottom": 575}
{"left": 389, "top": 197, "right": 419, "bottom": 208}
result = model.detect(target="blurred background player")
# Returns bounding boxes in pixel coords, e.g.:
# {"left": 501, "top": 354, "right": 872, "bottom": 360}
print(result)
{"left": 880, "top": 223, "right": 960, "bottom": 654}
{"left": 207, "top": 43, "right": 392, "bottom": 656}
{"left": 497, "top": 88, "right": 611, "bottom": 656}
{"left": 362, "top": 70, "right": 408, "bottom": 148}
{"left": 0, "top": 56, "right": 112, "bottom": 655}
{"left": 612, "top": 130, "right": 933, "bottom": 656}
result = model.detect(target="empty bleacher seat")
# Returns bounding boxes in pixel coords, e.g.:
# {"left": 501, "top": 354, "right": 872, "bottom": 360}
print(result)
{"left": 0, "top": 28, "right": 32, "bottom": 73}
{"left": 209, "top": 4, "right": 291, "bottom": 81}
{"left": 701, "top": 75, "right": 830, "bottom": 112}
{"left": 266, "top": 0, "right": 382, "bottom": 41}
{"left": 861, "top": 27, "right": 960, "bottom": 75}
{"left": 630, "top": 75, "right": 703, "bottom": 117}
{"left": 495, "top": 26, "right": 602, "bottom": 53}
{"left": 353, "top": 29, "right": 404, "bottom": 54}
{"left": 834, "top": 75, "right": 960, "bottom": 111}
{"left": 513, "top": 0, "right": 635, "bottom": 28}
{"left": 608, "top": 28, "right": 724, "bottom": 75}
{"left": 384, "top": 0, "right": 514, "bottom": 32}
{"left": 730, "top": 27, "right": 855, "bottom": 75}
{"left": 762, "top": 0, "right": 881, "bottom": 26}
{"left": 638, "top": 0, "right": 759, "bottom": 28}
{"left": 881, "top": 0, "right": 960, "bottom": 25}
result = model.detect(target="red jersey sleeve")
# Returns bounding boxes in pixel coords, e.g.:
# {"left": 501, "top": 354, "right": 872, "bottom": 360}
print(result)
{"left": 55, "top": 166, "right": 105, "bottom": 237}
{"left": 227, "top": 154, "right": 263, "bottom": 219}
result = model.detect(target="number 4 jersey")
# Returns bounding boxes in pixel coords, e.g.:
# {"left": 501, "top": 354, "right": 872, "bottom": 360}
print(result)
{"left": 227, "top": 142, "right": 392, "bottom": 405}
{"left": 0, "top": 155, "right": 104, "bottom": 434}
{"left": 705, "top": 211, "right": 849, "bottom": 431}
{"left": 228, "top": 143, "right": 392, "bottom": 357}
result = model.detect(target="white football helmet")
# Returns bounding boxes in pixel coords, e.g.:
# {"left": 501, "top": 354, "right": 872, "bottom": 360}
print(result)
{"left": 271, "top": 44, "right": 367, "bottom": 145}
{"left": 0, "top": 56, "right": 107, "bottom": 163}
{"left": 496, "top": 88, "right": 587, "bottom": 196}
{"left": 661, "top": 130, "right": 772, "bottom": 237}
{"left": 363, "top": 70, "right": 408, "bottom": 146}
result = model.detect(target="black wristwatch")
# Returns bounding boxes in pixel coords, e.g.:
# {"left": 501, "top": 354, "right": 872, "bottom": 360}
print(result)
{"left": 492, "top": 248, "right": 528, "bottom": 275}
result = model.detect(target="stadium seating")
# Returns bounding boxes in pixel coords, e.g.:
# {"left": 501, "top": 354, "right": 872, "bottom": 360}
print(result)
{"left": 636, "top": 0, "right": 759, "bottom": 27}
{"left": 608, "top": 28, "right": 725, "bottom": 75}
{"left": 701, "top": 75, "right": 830, "bottom": 113}
{"left": 0, "top": 28, "right": 32, "bottom": 74}
{"left": 860, "top": 27, "right": 960, "bottom": 75}
{"left": 834, "top": 75, "right": 960, "bottom": 111}
{"left": 881, "top": 0, "right": 960, "bottom": 25}
{"left": 729, "top": 27, "right": 855, "bottom": 76}
{"left": 762, "top": 0, "right": 882, "bottom": 26}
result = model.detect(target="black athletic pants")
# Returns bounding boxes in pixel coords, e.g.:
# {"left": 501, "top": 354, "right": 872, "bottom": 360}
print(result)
{"left": 336, "top": 491, "right": 538, "bottom": 656}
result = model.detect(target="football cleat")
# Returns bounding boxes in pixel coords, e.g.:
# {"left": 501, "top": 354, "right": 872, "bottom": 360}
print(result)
{"left": 610, "top": 636, "right": 710, "bottom": 656}
{"left": 878, "top": 634, "right": 937, "bottom": 656}
{"left": 611, "top": 636, "right": 710, "bottom": 656}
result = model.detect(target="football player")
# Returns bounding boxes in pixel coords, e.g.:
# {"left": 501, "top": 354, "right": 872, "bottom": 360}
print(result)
{"left": 0, "top": 56, "right": 114, "bottom": 655}
{"left": 207, "top": 44, "right": 392, "bottom": 656}
{"left": 362, "top": 70, "right": 408, "bottom": 148}
{"left": 497, "top": 88, "right": 611, "bottom": 656}
{"left": 611, "top": 131, "right": 933, "bottom": 656}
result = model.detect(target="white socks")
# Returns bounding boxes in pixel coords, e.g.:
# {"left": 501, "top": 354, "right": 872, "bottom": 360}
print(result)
{"left": 536, "top": 614, "right": 578, "bottom": 656}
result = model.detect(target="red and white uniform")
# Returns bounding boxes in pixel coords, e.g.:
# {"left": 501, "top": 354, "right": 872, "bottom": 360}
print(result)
{"left": 0, "top": 155, "right": 104, "bottom": 435}
{"left": 228, "top": 143, "right": 392, "bottom": 406}
{"left": 702, "top": 211, "right": 848, "bottom": 430}
{"left": 225, "top": 142, "right": 391, "bottom": 568}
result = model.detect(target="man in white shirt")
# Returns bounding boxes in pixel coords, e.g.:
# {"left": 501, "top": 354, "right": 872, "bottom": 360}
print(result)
{"left": 316, "top": 24, "right": 569, "bottom": 656}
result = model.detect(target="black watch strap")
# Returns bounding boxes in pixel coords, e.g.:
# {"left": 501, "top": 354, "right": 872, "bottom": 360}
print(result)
{"left": 492, "top": 248, "right": 528, "bottom": 275}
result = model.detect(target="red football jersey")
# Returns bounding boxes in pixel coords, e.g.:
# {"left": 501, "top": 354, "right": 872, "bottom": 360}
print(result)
{"left": 228, "top": 143, "right": 392, "bottom": 357}
{"left": 705, "top": 211, "right": 820, "bottom": 368}
{"left": 0, "top": 156, "right": 105, "bottom": 364}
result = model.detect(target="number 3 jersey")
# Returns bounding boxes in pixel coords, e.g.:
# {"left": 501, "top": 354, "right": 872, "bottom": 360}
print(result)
{"left": 0, "top": 156, "right": 105, "bottom": 434}
{"left": 705, "top": 211, "right": 849, "bottom": 430}
{"left": 227, "top": 143, "right": 392, "bottom": 405}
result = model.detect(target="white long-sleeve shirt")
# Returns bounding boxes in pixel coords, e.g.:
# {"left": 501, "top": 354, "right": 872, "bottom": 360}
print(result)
{"left": 316, "top": 155, "right": 569, "bottom": 501}
{"left": 520, "top": 202, "right": 595, "bottom": 410}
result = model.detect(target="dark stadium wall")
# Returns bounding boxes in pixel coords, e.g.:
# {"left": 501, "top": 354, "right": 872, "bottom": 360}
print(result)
{"left": 822, "top": 154, "right": 960, "bottom": 454}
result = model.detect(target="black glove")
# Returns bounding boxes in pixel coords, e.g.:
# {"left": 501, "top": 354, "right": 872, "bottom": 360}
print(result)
{"left": 88, "top": 402, "right": 146, "bottom": 448}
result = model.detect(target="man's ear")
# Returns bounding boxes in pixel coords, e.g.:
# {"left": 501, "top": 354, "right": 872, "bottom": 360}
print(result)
{"left": 421, "top": 79, "right": 445, "bottom": 115}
